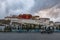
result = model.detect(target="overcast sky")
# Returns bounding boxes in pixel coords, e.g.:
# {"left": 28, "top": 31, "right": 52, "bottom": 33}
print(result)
{"left": 0, "top": 0, "right": 60, "bottom": 22}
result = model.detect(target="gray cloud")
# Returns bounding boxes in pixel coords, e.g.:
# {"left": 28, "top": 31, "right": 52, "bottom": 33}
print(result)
{"left": 34, "top": 3, "right": 60, "bottom": 22}
{"left": 30, "top": 0, "right": 60, "bottom": 13}
{"left": 31, "top": 0, "right": 60, "bottom": 22}
{"left": 0, "top": 0, "right": 60, "bottom": 22}
{"left": 6, "top": 0, "right": 35, "bottom": 15}
{"left": 0, "top": 0, "right": 35, "bottom": 18}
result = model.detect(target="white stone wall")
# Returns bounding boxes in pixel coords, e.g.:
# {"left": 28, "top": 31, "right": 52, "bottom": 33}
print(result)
{"left": 10, "top": 19, "right": 50, "bottom": 25}
{"left": 5, "top": 17, "right": 50, "bottom": 25}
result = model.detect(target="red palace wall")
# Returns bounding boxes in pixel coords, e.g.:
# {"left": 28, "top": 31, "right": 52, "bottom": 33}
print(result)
{"left": 18, "top": 14, "right": 32, "bottom": 19}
